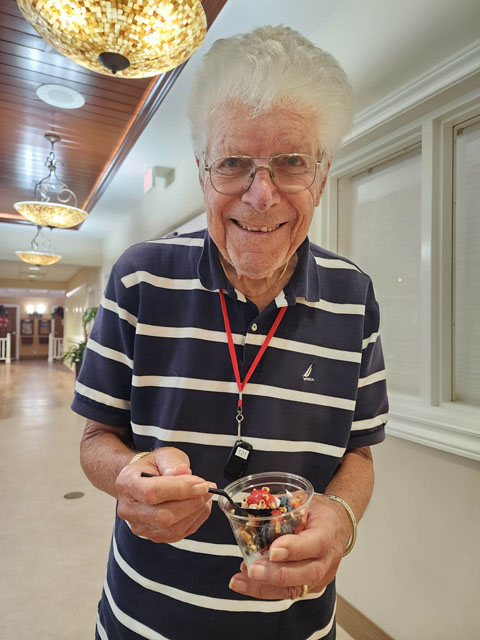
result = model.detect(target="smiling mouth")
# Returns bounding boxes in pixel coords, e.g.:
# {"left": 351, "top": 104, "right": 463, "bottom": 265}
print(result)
{"left": 234, "top": 220, "right": 284, "bottom": 233}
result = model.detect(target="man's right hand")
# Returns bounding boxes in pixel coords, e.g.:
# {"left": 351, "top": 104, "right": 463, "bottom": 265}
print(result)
{"left": 115, "top": 447, "right": 215, "bottom": 543}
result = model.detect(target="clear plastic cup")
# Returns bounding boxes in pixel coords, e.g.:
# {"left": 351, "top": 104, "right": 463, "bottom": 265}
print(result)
{"left": 217, "top": 471, "right": 314, "bottom": 569}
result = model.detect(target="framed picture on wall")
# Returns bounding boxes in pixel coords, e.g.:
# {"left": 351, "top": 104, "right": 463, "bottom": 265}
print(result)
{"left": 21, "top": 318, "right": 33, "bottom": 336}
{"left": 38, "top": 319, "right": 51, "bottom": 336}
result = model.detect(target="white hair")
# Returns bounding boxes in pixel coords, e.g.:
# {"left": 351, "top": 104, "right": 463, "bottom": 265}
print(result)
{"left": 188, "top": 25, "right": 353, "bottom": 160}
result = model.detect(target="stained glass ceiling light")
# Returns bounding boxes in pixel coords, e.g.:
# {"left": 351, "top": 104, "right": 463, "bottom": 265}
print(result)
{"left": 15, "top": 226, "right": 62, "bottom": 266}
{"left": 14, "top": 133, "right": 87, "bottom": 229}
{"left": 16, "top": 0, "right": 207, "bottom": 78}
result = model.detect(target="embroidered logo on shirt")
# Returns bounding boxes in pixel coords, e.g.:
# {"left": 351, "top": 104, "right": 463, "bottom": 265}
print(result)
{"left": 303, "top": 363, "right": 315, "bottom": 382}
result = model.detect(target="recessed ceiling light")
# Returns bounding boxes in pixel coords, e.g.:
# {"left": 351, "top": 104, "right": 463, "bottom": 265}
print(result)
{"left": 28, "top": 266, "right": 41, "bottom": 271}
{"left": 36, "top": 84, "right": 85, "bottom": 109}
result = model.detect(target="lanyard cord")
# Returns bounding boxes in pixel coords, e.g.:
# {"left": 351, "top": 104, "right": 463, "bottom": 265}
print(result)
{"left": 219, "top": 289, "right": 287, "bottom": 436}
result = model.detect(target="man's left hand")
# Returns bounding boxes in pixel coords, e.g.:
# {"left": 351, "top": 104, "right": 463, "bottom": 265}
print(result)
{"left": 228, "top": 494, "right": 351, "bottom": 600}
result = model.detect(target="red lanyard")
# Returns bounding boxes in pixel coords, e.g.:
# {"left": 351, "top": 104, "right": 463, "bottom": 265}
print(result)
{"left": 219, "top": 289, "right": 287, "bottom": 418}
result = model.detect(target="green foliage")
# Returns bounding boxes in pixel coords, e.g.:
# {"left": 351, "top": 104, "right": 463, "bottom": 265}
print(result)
{"left": 82, "top": 306, "right": 97, "bottom": 331}
{"left": 50, "top": 306, "right": 64, "bottom": 320}
{"left": 61, "top": 341, "right": 86, "bottom": 366}
{"left": 0, "top": 304, "right": 8, "bottom": 329}
{"left": 62, "top": 306, "right": 98, "bottom": 368}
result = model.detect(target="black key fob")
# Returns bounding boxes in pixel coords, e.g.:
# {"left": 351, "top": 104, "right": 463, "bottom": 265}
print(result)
{"left": 224, "top": 440, "right": 253, "bottom": 478}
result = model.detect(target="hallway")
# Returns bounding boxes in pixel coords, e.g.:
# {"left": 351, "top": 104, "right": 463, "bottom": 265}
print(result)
{"left": 0, "top": 360, "right": 114, "bottom": 639}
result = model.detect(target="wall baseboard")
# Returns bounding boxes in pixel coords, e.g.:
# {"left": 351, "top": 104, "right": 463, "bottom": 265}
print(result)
{"left": 337, "top": 594, "right": 395, "bottom": 640}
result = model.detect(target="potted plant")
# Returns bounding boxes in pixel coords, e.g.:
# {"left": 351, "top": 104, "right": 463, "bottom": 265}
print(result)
{"left": 0, "top": 304, "right": 8, "bottom": 330}
{"left": 51, "top": 306, "right": 64, "bottom": 320}
{"left": 62, "top": 306, "right": 98, "bottom": 376}
{"left": 81, "top": 307, "right": 98, "bottom": 342}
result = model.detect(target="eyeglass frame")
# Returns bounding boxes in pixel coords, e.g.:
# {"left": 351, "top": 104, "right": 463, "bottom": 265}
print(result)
{"left": 203, "top": 152, "right": 325, "bottom": 196}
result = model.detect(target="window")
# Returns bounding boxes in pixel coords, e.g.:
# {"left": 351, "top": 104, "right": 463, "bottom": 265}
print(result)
{"left": 337, "top": 148, "right": 422, "bottom": 396}
{"left": 453, "top": 119, "right": 480, "bottom": 406}
{"left": 322, "top": 98, "right": 480, "bottom": 460}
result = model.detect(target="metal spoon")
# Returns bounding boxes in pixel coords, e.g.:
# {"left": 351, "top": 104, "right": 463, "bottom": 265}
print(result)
{"left": 208, "top": 488, "right": 273, "bottom": 517}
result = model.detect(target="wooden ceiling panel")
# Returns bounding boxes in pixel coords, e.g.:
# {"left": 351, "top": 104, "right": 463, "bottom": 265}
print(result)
{"left": 0, "top": 25, "right": 47, "bottom": 50}
{"left": 0, "top": 76, "right": 142, "bottom": 114}
{"left": 0, "top": 61, "right": 152, "bottom": 99}
{"left": 0, "top": 7, "right": 38, "bottom": 36}
{"left": 0, "top": 92, "right": 133, "bottom": 123}
{"left": 0, "top": 0, "right": 228, "bottom": 227}
{"left": 0, "top": 74, "right": 142, "bottom": 107}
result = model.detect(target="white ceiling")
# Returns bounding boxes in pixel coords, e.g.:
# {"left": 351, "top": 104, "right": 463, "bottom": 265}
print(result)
{"left": 0, "top": 258, "right": 79, "bottom": 282}
{"left": 2, "top": 0, "right": 480, "bottom": 283}
{"left": 0, "top": 287, "right": 65, "bottom": 298}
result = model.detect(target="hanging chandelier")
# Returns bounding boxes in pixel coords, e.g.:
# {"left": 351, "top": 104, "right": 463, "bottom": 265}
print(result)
{"left": 14, "top": 133, "right": 88, "bottom": 229}
{"left": 15, "top": 226, "right": 62, "bottom": 266}
{"left": 16, "top": 0, "right": 207, "bottom": 78}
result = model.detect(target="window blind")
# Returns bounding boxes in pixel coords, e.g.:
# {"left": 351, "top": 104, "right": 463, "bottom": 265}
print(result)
{"left": 453, "top": 120, "right": 480, "bottom": 406}
{"left": 337, "top": 149, "right": 422, "bottom": 396}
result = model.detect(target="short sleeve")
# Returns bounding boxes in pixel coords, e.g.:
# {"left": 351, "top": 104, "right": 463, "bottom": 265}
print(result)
{"left": 348, "top": 281, "right": 389, "bottom": 449}
{"left": 71, "top": 265, "right": 137, "bottom": 428}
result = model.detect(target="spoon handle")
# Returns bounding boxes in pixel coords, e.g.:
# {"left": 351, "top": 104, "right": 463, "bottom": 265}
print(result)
{"left": 208, "top": 488, "right": 240, "bottom": 508}
{"left": 208, "top": 488, "right": 232, "bottom": 501}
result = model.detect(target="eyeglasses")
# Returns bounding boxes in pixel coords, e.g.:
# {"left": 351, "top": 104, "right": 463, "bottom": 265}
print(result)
{"left": 204, "top": 153, "right": 324, "bottom": 196}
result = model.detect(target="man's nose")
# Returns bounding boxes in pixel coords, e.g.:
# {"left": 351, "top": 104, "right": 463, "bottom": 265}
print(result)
{"left": 240, "top": 166, "right": 282, "bottom": 211}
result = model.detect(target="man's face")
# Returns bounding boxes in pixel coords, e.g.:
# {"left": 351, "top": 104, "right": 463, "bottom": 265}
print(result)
{"left": 198, "top": 103, "right": 328, "bottom": 280}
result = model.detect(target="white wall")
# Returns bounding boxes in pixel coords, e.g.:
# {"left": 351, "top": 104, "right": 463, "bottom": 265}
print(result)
{"left": 101, "top": 154, "right": 205, "bottom": 275}
{"left": 63, "top": 267, "right": 101, "bottom": 370}
{"left": 337, "top": 435, "right": 480, "bottom": 639}
{"left": 167, "top": 211, "right": 207, "bottom": 236}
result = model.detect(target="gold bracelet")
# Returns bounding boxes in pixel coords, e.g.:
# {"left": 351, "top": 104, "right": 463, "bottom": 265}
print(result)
{"left": 129, "top": 451, "right": 151, "bottom": 464}
{"left": 325, "top": 494, "right": 357, "bottom": 556}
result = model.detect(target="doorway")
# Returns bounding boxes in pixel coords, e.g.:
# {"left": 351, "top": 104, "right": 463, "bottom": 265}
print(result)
{"left": 0, "top": 305, "right": 18, "bottom": 359}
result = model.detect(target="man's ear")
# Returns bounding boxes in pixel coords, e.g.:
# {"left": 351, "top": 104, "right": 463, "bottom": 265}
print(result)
{"left": 195, "top": 156, "right": 205, "bottom": 191}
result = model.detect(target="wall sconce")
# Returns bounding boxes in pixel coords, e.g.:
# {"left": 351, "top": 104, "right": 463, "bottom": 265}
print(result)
{"left": 26, "top": 304, "right": 46, "bottom": 317}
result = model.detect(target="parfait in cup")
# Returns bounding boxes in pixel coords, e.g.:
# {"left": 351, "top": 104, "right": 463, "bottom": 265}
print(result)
{"left": 217, "top": 472, "right": 314, "bottom": 569}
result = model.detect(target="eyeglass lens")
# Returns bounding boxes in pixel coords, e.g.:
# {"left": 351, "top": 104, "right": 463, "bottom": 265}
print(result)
{"left": 209, "top": 155, "right": 317, "bottom": 195}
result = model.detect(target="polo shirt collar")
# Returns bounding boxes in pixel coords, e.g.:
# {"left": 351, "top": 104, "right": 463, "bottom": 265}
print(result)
{"left": 284, "top": 237, "right": 321, "bottom": 303}
{"left": 197, "top": 230, "right": 321, "bottom": 304}
{"left": 197, "top": 230, "right": 231, "bottom": 293}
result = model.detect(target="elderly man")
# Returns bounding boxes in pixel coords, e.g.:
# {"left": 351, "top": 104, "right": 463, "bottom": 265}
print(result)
{"left": 73, "top": 26, "right": 387, "bottom": 640}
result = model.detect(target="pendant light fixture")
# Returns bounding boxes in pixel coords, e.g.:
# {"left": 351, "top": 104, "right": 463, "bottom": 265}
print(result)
{"left": 15, "top": 226, "right": 62, "bottom": 266}
{"left": 16, "top": 0, "right": 207, "bottom": 79}
{"left": 14, "top": 133, "right": 88, "bottom": 229}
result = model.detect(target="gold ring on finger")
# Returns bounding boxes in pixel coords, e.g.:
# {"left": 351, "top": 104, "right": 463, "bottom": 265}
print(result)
{"left": 300, "top": 584, "right": 309, "bottom": 598}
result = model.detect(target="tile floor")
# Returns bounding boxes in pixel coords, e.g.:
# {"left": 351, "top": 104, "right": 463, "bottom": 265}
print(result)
{"left": 0, "top": 360, "right": 355, "bottom": 639}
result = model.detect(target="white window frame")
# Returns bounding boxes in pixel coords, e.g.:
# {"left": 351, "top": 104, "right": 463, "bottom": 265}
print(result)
{"left": 450, "top": 113, "right": 480, "bottom": 406}
{"left": 317, "top": 88, "right": 480, "bottom": 461}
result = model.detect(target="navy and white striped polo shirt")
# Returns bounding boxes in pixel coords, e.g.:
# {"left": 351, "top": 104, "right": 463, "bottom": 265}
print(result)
{"left": 72, "top": 229, "right": 388, "bottom": 640}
